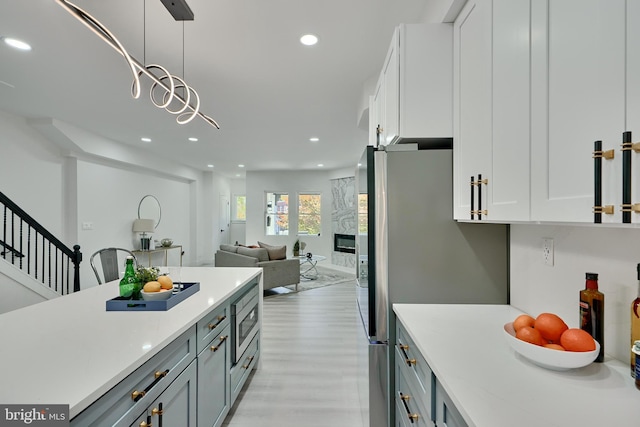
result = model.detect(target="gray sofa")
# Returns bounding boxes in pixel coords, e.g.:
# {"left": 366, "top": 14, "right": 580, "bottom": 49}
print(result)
{"left": 214, "top": 244, "right": 300, "bottom": 291}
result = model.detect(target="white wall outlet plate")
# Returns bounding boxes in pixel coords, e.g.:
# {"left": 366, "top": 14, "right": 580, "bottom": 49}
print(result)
{"left": 542, "top": 238, "right": 554, "bottom": 266}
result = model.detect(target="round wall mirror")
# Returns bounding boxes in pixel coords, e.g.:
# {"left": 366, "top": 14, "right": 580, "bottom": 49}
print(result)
{"left": 138, "top": 195, "right": 161, "bottom": 229}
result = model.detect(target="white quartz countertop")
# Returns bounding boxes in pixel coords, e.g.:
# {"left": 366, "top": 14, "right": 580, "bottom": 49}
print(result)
{"left": 393, "top": 304, "right": 639, "bottom": 427}
{"left": 0, "top": 267, "right": 261, "bottom": 418}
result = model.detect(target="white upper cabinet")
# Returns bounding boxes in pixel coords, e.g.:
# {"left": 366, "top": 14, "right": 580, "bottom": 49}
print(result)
{"left": 530, "top": 0, "right": 626, "bottom": 223}
{"left": 626, "top": 2, "right": 640, "bottom": 224}
{"left": 453, "top": 0, "right": 530, "bottom": 221}
{"left": 372, "top": 23, "right": 453, "bottom": 146}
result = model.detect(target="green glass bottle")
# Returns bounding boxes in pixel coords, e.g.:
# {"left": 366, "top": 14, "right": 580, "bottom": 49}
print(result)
{"left": 119, "top": 256, "right": 141, "bottom": 300}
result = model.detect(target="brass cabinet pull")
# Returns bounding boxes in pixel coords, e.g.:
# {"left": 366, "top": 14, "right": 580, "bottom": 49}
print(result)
{"left": 408, "top": 413, "right": 420, "bottom": 421}
{"left": 140, "top": 417, "right": 152, "bottom": 427}
{"left": 400, "top": 394, "right": 411, "bottom": 402}
{"left": 208, "top": 315, "right": 227, "bottom": 330}
{"left": 242, "top": 355, "right": 255, "bottom": 369}
{"left": 131, "top": 390, "right": 146, "bottom": 401}
{"left": 151, "top": 407, "right": 164, "bottom": 416}
{"left": 210, "top": 335, "right": 228, "bottom": 352}
{"left": 399, "top": 344, "right": 409, "bottom": 351}
{"left": 406, "top": 358, "right": 417, "bottom": 366}
{"left": 154, "top": 370, "right": 168, "bottom": 379}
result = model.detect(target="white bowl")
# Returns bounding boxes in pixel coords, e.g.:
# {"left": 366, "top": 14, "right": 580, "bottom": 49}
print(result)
{"left": 503, "top": 322, "right": 600, "bottom": 371}
{"left": 140, "top": 289, "right": 173, "bottom": 301}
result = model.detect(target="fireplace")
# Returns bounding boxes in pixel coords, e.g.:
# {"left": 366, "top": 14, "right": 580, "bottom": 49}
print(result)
{"left": 334, "top": 233, "right": 356, "bottom": 254}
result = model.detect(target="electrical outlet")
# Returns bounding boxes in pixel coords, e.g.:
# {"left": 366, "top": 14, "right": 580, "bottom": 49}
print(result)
{"left": 542, "top": 238, "right": 554, "bottom": 266}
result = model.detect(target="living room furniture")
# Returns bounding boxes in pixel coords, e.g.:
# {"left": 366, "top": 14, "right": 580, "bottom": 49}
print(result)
{"left": 132, "top": 245, "right": 183, "bottom": 267}
{"left": 89, "top": 247, "right": 138, "bottom": 285}
{"left": 215, "top": 244, "right": 299, "bottom": 291}
{"left": 297, "top": 254, "right": 326, "bottom": 280}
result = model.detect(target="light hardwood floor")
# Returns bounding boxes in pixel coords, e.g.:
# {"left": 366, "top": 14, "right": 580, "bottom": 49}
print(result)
{"left": 223, "top": 281, "right": 368, "bottom": 427}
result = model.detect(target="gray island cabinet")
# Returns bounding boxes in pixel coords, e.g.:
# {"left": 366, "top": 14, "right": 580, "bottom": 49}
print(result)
{"left": 0, "top": 267, "right": 262, "bottom": 427}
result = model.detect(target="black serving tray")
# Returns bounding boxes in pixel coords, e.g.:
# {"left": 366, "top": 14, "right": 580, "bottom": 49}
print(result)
{"left": 106, "top": 282, "right": 200, "bottom": 311}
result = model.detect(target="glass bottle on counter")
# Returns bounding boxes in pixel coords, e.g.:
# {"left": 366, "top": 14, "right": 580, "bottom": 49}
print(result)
{"left": 119, "top": 256, "right": 141, "bottom": 300}
{"left": 633, "top": 341, "right": 640, "bottom": 389}
{"left": 580, "top": 272, "right": 604, "bottom": 363}
{"left": 631, "top": 264, "right": 640, "bottom": 376}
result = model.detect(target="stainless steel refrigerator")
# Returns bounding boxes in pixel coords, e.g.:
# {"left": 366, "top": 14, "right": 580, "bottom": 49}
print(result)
{"left": 355, "top": 143, "right": 509, "bottom": 427}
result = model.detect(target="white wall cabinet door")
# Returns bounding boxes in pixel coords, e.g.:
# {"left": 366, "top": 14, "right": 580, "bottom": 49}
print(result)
{"left": 489, "top": 0, "right": 531, "bottom": 221}
{"left": 453, "top": 0, "right": 492, "bottom": 220}
{"left": 382, "top": 29, "right": 399, "bottom": 145}
{"left": 530, "top": 0, "right": 626, "bottom": 223}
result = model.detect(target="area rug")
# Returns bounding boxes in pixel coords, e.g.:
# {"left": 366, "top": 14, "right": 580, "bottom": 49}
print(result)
{"left": 264, "top": 265, "right": 356, "bottom": 297}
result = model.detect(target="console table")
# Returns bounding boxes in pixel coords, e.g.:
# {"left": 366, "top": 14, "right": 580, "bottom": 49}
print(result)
{"left": 132, "top": 245, "right": 183, "bottom": 267}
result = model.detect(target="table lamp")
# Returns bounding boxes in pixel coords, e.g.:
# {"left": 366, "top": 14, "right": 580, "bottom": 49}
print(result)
{"left": 133, "top": 219, "right": 154, "bottom": 250}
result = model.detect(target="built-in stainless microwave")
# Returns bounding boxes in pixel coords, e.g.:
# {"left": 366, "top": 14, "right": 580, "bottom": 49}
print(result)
{"left": 231, "top": 285, "right": 259, "bottom": 364}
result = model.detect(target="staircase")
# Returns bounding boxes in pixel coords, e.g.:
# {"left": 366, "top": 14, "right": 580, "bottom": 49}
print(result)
{"left": 1, "top": 191, "right": 82, "bottom": 300}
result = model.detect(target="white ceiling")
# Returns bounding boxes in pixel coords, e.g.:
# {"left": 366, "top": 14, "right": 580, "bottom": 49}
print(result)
{"left": 0, "top": 0, "right": 428, "bottom": 177}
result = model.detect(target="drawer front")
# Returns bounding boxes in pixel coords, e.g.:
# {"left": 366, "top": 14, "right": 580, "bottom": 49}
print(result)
{"left": 396, "top": 322, "right": 434, "bottom": 411}
{"left": 395, "top": 361, "right": 434, "bottom": 427}
{"left": 230, "top": 333, "right": 260, "bottom": 405}
{"left": 196, "top": 302, "right": 229, "bottom": 353}
{"left": 71, "top": 326, "right": 197, "bottom": 427}
{"left": 435, "top": 380, "right": 468, "bottom": 427}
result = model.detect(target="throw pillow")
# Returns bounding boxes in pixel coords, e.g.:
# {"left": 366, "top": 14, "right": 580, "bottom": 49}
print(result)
{"left": 237, "top": 247, "right": 270, "bottom": 262}
{"left": 257, "top": 241, "right": 287, "bottom": 260}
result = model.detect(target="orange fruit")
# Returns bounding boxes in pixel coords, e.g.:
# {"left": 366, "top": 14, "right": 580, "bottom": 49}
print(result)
{"left": 515, "top": 326, "right": 544, "bottom": 346}
{"left": 513, "top": 314, "right": 535, "bottom": 332}
{"left": 544, "top": 343, "right": 566, "bottom": 351}
{"left": 534, "top": 313, "right": 568, "bottom": 343}
{"left": 560, "top": 328, "right": 596, "bottom": 352}
{"left": 157, "top": 275, "right": 173, "bottom": 290}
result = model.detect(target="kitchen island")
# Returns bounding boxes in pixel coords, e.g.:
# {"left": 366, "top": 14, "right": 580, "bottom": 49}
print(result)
{"left": 0, "top": 267, "right": 262, "bottom": 426}
{"left": 393, "top": 304, "right": 638, "bottom": 427}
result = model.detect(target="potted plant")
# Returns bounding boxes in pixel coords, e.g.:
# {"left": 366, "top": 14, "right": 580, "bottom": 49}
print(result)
{"left": 293, "top": 239, "right": 300, "bottom": 257}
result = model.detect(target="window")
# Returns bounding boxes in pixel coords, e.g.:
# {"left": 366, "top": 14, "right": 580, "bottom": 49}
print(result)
{"left": 232, "top": 195, "right": 246, "bottom": 222}
{"left": 266, "top": 192, "right": 289, "bottom": 235}
{"left": 358, "top": 194, "right": 368, "bottom": 234}
{"left": 298, "top": 193, "right": 321, "bottom": 235}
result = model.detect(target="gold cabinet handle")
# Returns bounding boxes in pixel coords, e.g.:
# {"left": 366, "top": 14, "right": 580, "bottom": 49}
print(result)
{"left": 242, "top": 355, "right": 255, "bottom": 369}
{"left": 408, "top": 413, "right": 420, "bottom": 421}
{"left": 210, "top": 335, "right": 228, "bottom": 352}
{"left": 131, "top": 390, "right": 146, "bottom": 401}
{"left": 151, "top": 407, "right": 164, "bottom": 416}
{"left": 154, "top": 370, "right": 168, "bottom": 379}
{"left": 208, "top": 315, "right": 227, "bottom": 330}
{"left": 399, "top": 344, "right": 409, "bottom": 351}
{"left": 406, "top": 358, "right": 416, "bottom": 366}
{"left": 400, "top": 394, "right": 411, "bottom": 402}
{"left": 139, "top": 421, "right": 151, "bottom": 427}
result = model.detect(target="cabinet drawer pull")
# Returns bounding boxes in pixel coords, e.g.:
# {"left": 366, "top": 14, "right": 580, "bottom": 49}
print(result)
{"left": 131, "top": 369, "right": 170, "bottom": 401}
{"left": 208, "top": 315, "right": 227, "bottom": 330}
{"left": 151, "top": 407, "right": 164, "bottom": 416}
{"left": 399, "top": 392, "right": 420, "bottom": 423}
{"left": 408, "top": 413, "right": 420, "bottom": 422}
{"left": 399, "top": 344, "right": 409, "bottom": 351}
{"left": 406, "top": 358, "right": 417, "bottom": 366}
{"left": 210, "top": 335, "right": 228, "bottom": 352}
{"left": 139, "top": 415, "right": 152, "bottom": 427}
{"left": 400, "top": 394, "right": 411, "bottom": 402}
{"left": 242, "top": 355, "right": 255, "bottom": 369}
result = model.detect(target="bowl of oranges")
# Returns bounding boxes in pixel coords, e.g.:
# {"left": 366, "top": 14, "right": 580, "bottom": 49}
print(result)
{"left": 504, "top": 312, "right": 600, "bottom": 371}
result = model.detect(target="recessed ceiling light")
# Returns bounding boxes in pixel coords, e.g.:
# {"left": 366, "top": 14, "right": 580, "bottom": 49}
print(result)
{"left": 309, "top": 137, "right": 319, "bottom": 142}
{"left": 2, "top": 37, "right": 32, "bottom": 51}
{"left": 317, "top": 164, "right": 324, "bottom": 167}
{"left": 141, "top": 137, "right": 152, "bottom": 142}
{"left": 300, "top": 34, "right": 318, "bottom": 46}
{"left": 236, "top": 174, "right": 241, "bottom": 177}
{"left": 188, "top": 137, "right": 198, "bottom": 142}
{"left": 207, "top": 164, "right": 214, "bottom": 168}
{"left": 238, "top": 164, "right": 245, "bottom": 168}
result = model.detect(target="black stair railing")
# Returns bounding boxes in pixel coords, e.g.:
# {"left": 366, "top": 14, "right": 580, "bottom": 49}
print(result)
{"left": 1, "top": 191, "right": 82, "bottom": 294}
